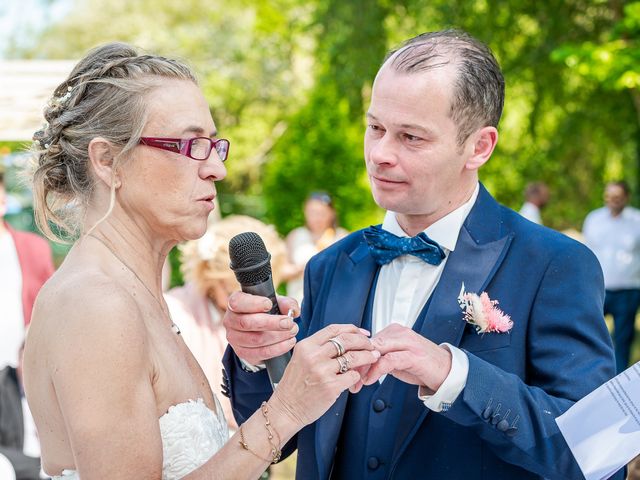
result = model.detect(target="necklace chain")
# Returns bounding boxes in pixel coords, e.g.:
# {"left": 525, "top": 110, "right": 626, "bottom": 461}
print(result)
{"left": 87, "top": 233, "right": 181, "bottom": 335}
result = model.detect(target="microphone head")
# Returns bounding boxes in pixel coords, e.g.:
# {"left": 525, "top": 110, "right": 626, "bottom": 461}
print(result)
{"left": 229, "top": 232, "right": 272, "bottom": 285}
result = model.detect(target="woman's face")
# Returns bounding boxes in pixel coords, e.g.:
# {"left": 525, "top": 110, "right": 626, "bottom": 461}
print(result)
{"left": 119, "top": 79, "right": 227, "bottom": 242}
{"left": 304, "top": 199, "right": 335, "bottom": 233}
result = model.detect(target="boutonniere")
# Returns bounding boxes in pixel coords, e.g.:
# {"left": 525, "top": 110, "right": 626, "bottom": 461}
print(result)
{"left": 457, "top": 283, "right": 513, "bottom": 334}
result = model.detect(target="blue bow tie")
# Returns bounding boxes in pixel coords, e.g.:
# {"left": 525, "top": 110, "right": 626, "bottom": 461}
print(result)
{"left": 363, "top": 225, "right": 446, "bottom": 266}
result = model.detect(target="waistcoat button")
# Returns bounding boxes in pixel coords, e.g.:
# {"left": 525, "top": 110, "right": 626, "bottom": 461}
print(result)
{"left": 367, "top": 457, "right": 380, "bottom": 470}
{"left": 373, "top": 399, "right": 386, "bottom": 412}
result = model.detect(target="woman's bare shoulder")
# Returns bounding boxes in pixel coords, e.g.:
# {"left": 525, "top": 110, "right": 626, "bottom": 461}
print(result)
{"left": 32, "top": 266, "right": 146, "bottom": 353}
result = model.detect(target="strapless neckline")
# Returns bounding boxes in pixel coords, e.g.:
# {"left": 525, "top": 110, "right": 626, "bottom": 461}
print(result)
{"left": 48, "top": 397, "right": 229, "bottom": 480}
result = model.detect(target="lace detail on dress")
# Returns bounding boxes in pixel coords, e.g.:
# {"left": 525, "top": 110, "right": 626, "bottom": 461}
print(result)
{"left": 159, "top": 397, "right": 228, "bottom": 480}
{"left": 48, "top": 397, "right": 228, "bottom": 480}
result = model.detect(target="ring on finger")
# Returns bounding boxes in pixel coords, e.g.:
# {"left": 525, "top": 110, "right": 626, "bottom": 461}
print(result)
{"left": 336, "top": 355, "right": 349, "bottom": 374}
{"left": 329, "top": 337, "right": 346, "bottom": 357}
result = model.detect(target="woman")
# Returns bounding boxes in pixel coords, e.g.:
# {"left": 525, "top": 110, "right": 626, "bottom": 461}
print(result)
{"left": 285, "top": 192, "right": 348, "bottom": 303}
{"left": 22, "top": 43, "right": 378, "bottom": 479}
{"left": 165, "top": 214, "right": 289, "bottom": 429}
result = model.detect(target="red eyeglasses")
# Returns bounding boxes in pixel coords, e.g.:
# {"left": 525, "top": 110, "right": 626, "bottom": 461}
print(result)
{"left": 139, "top": 137, "right": 230, "bottom": 161}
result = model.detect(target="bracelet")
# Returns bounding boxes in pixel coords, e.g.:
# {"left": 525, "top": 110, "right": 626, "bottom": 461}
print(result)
{"left": 238, "top": 424, "right": 273, "bottom": 463}
{"left": 237, "top": 402, "right": 282, "bottom": 465}
{"left": 260, "top": 401, "right": 282, "bottom": 463}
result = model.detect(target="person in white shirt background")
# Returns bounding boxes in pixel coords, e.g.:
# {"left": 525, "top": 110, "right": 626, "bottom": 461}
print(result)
{"left": 284, "top": 192, "right": 348, "bottom": 304}
{"left": 518, "top": 181, "right": 549, "bottom": 225}
{"left": 583, "top": 180, "right": 640, "bottom": 373}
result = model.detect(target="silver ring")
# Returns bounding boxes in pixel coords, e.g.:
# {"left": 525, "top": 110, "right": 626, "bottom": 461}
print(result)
{"left": 336, "top": 355, "right": 349, "bottom": 374}
{"left": 329, "top": 337, "right": 345, "bottom": 357}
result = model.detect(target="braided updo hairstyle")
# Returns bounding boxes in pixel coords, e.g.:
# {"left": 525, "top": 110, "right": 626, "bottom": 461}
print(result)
{"left": 30, "top": 42, "right": 197, "bottom": 242}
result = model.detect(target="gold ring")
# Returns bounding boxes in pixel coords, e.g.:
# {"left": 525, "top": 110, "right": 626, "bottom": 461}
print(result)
{"left": 336, "top": 355, "right": 349, "bottom": 374}
{"left": 329, "top": 337, "right": 345, "bottom": 357}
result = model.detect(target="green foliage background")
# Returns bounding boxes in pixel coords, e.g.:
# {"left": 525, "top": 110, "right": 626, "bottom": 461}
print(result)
{"left": 3, "top": 0, "right": 640, "bottom": 235}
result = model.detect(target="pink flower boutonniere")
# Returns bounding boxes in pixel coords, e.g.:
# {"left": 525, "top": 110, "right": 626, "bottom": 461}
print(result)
{"left": 457, "top": 283, "right": 513, "bottom": 334}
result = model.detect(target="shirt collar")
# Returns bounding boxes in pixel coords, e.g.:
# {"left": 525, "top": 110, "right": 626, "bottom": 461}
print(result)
{"left": 381, "top": 183, "right": 479, "bottom": 252}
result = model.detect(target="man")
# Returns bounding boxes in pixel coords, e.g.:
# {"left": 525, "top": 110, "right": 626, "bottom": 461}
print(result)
{"left": 0, "top": 343, "right": 46, "bottom": 480}
{"left": 519, "top": 181, "right": 549, "bottom": 225}
{"left": 583, "top": 180, "right": 640, "bottom": 373}
{"left": 0, "top": 171, "right": 55, "bottom": 368}
{"left": 223, "top": 30, "right": 619, "bottom": 479}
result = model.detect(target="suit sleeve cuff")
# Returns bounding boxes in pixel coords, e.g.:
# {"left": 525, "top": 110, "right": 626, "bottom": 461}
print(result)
{"left": 239, "top": 358, "right": 266, "bottom": 373}
{"left": 418, "top": 343, "right": 469, "bottom": 412}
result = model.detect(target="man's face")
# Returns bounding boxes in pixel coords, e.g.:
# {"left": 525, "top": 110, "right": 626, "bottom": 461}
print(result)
{"left": 364, "top": 63, "right": 478, "bottom": 227}
{"left": 604, "top": 184, "right": 628, "bottom": 215}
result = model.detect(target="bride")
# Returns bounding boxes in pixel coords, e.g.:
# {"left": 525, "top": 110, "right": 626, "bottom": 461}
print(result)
{"left": 23, "top": 43, "right": 378, "bottom": 479}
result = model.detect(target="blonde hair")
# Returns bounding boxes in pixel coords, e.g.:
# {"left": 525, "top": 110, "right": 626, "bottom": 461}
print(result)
{"left": 180, "top": 215, "right": 288, "bottom": 298}
{"left": 29, "top": 42, "right": 197, "bottom": 242}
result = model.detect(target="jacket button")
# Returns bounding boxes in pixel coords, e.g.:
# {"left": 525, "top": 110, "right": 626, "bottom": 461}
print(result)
{"left": 497, "top": 419, "right": 510, "bottom": 432}
{"left": 373, "top": 399, "right": 386, "bottom": 412}
{"left": 367, "top": 457, "right": 380, "bottom": 470}
{"left": 490, "top": 414, "right": 501, "bottom": 426}
{"left": 482, "top": 406, "right": 493, "bottom": 420}
{"left": 506, "top": 427, "right": 518, "bottom": 437}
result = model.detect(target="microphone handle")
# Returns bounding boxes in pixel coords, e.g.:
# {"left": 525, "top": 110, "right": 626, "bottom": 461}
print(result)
{"left": 240, "top": 277, "right": 292, "bottom": 389}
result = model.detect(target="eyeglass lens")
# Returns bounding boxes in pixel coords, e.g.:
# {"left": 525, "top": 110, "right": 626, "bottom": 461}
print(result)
{"left": 189, "top": 138, "right": 228, "bottom": 161}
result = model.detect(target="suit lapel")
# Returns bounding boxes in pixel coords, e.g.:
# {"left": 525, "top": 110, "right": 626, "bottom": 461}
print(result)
{"left": 315, "top": 240, "right": 379, "bottom": 479}
{"left": 321, "top": 242, "right": 378, "bottom": 330}
{"left": 392, "top": 185, "right": 514, "bottom": 461}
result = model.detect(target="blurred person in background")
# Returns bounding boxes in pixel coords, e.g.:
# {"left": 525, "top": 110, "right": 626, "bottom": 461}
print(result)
{"left": 284, "top": 192, "right": 348, "bottom": 303}
{"left": 0, "top": 342, "right": 46, "bottom": 480}
{"left": 519, "top": 181, "right": 549, "bottom": 225}
{"left": 583, "top": 180, "right": 640, "bottom": 372}
{"left": 165, "top": 214, "right": 289, "bottom": 429}
{"left": 0, "top": 171, "right": 54, "bottom": 369}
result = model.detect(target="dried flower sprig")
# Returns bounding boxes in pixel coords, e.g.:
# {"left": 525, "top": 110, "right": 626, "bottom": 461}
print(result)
{"left": 457, "top": 283, "right": 513, "bottom": 334}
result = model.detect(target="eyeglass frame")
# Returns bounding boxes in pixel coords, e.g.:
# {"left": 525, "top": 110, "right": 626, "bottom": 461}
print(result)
{"left": 138, "top": 136, "right": 230, "bottom": 162}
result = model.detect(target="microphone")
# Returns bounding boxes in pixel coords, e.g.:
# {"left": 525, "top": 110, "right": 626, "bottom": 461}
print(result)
{"left": 229, "top": 231, "right": 292, "bottom": 389}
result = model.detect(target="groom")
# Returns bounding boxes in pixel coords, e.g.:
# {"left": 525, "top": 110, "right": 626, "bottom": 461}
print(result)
{"left": 222, "top": 30, "right": 620, "bottom": 479}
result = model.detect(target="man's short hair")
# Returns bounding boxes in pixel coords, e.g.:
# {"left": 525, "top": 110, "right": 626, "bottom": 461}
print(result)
{"left": 385, "top": 29, "right": 505, "bottom": 146}
{"left": 607, "top": 180, "right": 631, "bottom": 196}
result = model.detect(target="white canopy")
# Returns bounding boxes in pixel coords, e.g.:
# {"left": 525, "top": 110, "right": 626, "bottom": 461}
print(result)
{"left": 0, "top": 60, "right": 75, "bottom": 141}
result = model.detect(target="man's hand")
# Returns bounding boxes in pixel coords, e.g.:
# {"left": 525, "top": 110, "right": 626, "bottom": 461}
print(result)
{"left": 359, "top": 324, "right": 452, "bottom": 393}
{"left": 223, "top": 291, "right": 300, "bottom": 365}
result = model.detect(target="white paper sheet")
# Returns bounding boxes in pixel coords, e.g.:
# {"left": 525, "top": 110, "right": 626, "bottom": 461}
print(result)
{"left": 556, "top": 362, "right": 640, "bottom": 480}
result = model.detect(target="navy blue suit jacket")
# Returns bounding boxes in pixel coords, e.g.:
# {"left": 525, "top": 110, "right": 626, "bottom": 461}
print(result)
{"left": 223, "top": 184, "right": 620, "bottom": 479}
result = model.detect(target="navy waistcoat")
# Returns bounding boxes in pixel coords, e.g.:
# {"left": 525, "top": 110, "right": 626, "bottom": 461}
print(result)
{"left": 331, "top": 270, "right": 434, "bottom": 480}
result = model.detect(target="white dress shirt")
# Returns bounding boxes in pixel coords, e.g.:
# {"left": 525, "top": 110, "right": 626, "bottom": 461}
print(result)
{"left": 0, "top": 231, "right": 24, "bottom": 368}
{"left": 372, "top": 184, "right": 479, "bottom": 411}
{"left": 583, "top": 206, "right": 640, "bottom": 289}
{"left": 519, "top": 202, "right": 542, "bottom": 225}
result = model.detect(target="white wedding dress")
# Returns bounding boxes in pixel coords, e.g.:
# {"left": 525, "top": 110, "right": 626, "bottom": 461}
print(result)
{"left": 50, "top": 397, "right": 229, "bottom": 480}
